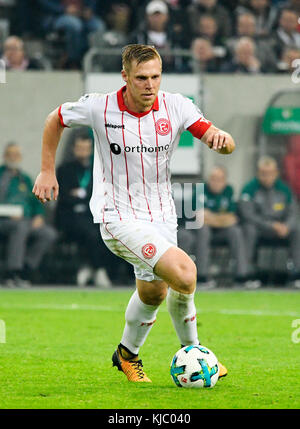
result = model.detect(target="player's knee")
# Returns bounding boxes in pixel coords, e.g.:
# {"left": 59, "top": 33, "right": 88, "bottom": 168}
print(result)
{"left": 176, "top": 262, "right": 197, "bottom": 294}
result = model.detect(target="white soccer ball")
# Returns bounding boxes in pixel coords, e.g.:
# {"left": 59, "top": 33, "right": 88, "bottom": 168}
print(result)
{"left": 170, "top": 345, "right": 219, "bottom": 388}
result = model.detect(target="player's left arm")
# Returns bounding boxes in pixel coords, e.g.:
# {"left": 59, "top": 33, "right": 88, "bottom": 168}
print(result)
{"left": 179, "top": 94, "right": 235, "bottom": 154}
{"left": 187, "top": 120, "right": 235, "bottom": 155}
{"left": 201, "top": 125, "right": 235, "bottom": 155}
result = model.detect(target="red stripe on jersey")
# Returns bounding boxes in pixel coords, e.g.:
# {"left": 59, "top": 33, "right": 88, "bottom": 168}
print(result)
{"left": 104, "top": 223, "right": 153, "bottom": 269}
{"left": 58, "top": 105, "right": 68, "bottom": 128}
{"left": 187, "top": 119, "right": 212, "bottom": 139}
{"left": 138, "top": 118, "right": 153, "bottom": 222}
{"left": 122, "top": 112, "right": 137, "bottom": 219}
{"left": 163, "top": 94, "right": 175, "bottom": 216}
{"left": 104, "top": 95, "right": 122, "bottom": 221}
{"left": 152, "top": 111, "right": 165, "bottom": 222}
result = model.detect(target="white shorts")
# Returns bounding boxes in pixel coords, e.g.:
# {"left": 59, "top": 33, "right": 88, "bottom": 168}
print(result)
{"left": 100, "top": 220, "right": 178, "bottom": 282}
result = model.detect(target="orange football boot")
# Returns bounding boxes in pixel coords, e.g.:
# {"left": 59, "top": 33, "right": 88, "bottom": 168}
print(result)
{"left": 112, "top": 348, "right": 152, "bottom": 382}
{"left": 218, "top": 362, "right": 228, "bottom": 378}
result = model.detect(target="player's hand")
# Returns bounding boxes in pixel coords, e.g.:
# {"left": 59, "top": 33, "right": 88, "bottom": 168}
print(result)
{"left": 207, "top": 131, "right": 232, "bottom": 153}
{"left": 32, "top": 171, "right": 59, "bottom": 204}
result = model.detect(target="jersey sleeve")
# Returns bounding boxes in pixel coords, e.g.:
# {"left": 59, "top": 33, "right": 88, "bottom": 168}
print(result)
{"left": 58, "top": 94, "right": 94, "bottom": 128}
{"left": 175, "top": 94, "right": 212, "bottom": 138}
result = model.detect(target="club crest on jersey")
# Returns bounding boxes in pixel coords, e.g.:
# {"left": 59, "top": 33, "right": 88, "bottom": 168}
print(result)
{"left": 142, "top": 243, "right": 157, "bottom": 259}
{"left": 155, "top": 118, "right": 171, "bottom": 136}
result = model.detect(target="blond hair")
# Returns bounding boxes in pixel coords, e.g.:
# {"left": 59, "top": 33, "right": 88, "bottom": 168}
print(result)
{"left": 121, "top": 44, "right": 162, "bottom": 74}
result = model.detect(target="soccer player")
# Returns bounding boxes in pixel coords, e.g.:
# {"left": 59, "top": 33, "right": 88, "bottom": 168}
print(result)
{"left": 33, "top": 44, "right": 235, "bottom": 383}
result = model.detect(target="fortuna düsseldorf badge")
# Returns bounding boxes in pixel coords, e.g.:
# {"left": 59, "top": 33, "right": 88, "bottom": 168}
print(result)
{"left": 155, "top": 118, "right": 171, "bottom": 136}
{"left": 142, "top": 243, "right": 157, "bottom": 259}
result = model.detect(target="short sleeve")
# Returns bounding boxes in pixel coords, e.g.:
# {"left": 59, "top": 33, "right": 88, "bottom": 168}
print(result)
{"left": 58, "top": 94, "right": 94, "bottom": 128}
{"left": 175, "top": 94, "right": 211, "bottom": 130}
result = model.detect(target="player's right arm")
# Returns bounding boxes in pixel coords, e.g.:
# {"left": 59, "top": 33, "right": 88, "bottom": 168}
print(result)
{"left": 33, "top": 93, "right": 96, "bottom": 203}
{"left": 32, "top": 107, "right": 63, "bottom": 204}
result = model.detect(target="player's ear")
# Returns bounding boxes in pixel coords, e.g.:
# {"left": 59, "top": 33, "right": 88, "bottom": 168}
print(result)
{"left": 121, "top": 69, "right": 128, "bottom": 83}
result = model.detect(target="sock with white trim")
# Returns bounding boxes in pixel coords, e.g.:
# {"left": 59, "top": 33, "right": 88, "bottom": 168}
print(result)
{"left": 120, "top": 289, "right": 159, "bottom": 356}
{"left": 166, "top": 288, "right": 199, "bottom": 346}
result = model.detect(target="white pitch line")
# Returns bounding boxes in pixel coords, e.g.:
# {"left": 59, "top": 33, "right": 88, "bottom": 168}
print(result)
{"left": 0, "top": 303, "right": 298, "bottom": 317}
{"left": 0, "top": 303, "right": 117, "bottom": 312}
{"left": 219, "top": 309, "right": 300, "bottom": 317}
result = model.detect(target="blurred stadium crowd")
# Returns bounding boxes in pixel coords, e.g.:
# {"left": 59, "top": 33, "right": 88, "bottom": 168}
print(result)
{"left": 0, "top": 0, "right": 300, "bottom": 73}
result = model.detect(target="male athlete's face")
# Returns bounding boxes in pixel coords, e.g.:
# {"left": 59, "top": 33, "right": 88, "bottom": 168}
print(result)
{"left": 257, "top": 164, "right": 278, "bottom": 188}
{"left": 122, "top": 58, "right": 162, "bottom": 111}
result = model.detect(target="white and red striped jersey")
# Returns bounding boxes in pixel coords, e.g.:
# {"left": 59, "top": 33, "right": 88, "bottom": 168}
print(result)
{"left": 59, "top": 86, "right": 211, "bottom": 223}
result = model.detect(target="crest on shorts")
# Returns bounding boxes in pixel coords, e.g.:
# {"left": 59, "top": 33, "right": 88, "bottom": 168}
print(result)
{"left": 155, "top": 118, "right": 171, "bottom": 136}
{"left": 142, "top": 243, "right": 157, "bottom": 259}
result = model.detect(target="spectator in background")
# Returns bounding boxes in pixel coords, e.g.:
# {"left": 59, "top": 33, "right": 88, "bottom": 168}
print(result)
{"left": 275, "top": 0, "right": 300, "bottom": 29}
{"left": 239, "top": 156, "right": 300, "bottom": 288}
{"left": 88, "top": 2, "right": 131, "bottom": 71}
{"left": 226, "top": 13, "right": 278, "bottom": 72}
{"left": 162, "top": 0, "right": 192, "bottom": 49}
{"left": 38, "top": 0, "right": 105, "bottom": 68}
{"left": 235, "top": 0, "right": 278, "bottom": 37}
{"left": 196, "top": 14, "right": 225, "bottom": 48}
{"left": 1, "top": 36, "right": 43, "bottom": 70}
{"left": 277, "top": 45, "right": 300, "bottom": 71}
{"left": 0, "top": 143, "right": 57, "bottom": 287}
{"left": 272, "top": 8, "right": 300, "bottom": 58}
{"left": 178, "top": 166, "right": 251, "bottom": 289}
{"left": 187, "top": 0, "right": 232, "bottom": 40}
{"left": 189, "top": 37, "right": 221, "bottom": 72}
{"left": 129, "top": 0, "right": 176, "bottom": 71}
{"left": 105, "top": 2, "right": 132, "bottom": 38}
{"left": 133, "top": 0, "right": 192, "bottom": 46}
{"left": 221, "top": 37, "right": 264, "bottom": 73}
{"left": 55, "top": 134, "right": 113, "bottom": 288}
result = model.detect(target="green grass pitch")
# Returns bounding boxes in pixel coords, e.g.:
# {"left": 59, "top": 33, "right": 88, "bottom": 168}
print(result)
{"left": 0, "top": 288, "right": 299, "bottom": 409}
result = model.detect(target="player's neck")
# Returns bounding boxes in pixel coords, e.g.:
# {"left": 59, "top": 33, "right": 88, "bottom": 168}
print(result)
{"left": 123, "top": 88, "right": 152, "bottom": 113}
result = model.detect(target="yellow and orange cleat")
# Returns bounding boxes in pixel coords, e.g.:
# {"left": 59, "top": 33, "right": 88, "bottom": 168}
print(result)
{"left": 112, "top": 348, "right": 152, "bottom": 382}
{"left": 218, "top": 362, "right": 228, "bottom": 378}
